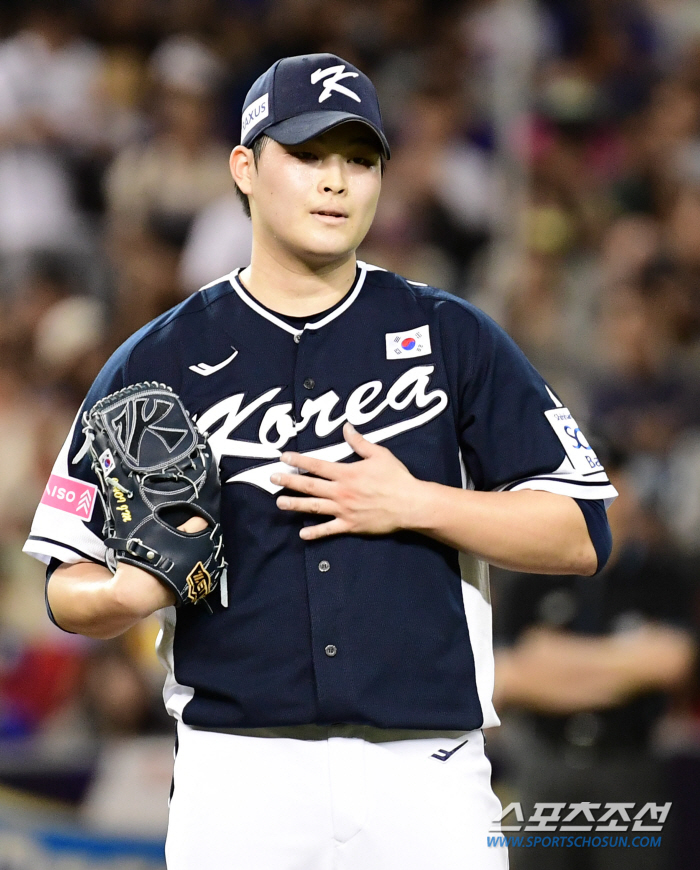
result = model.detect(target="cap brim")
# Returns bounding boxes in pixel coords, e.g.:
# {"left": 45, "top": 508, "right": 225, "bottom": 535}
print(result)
{"left": 264, "top": 111, "right": 390, "bottom": 159}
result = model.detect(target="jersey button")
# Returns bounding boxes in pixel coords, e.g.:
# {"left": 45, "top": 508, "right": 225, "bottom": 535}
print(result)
{"left": 293, "top": 333, "right": 302, "bottom": 344}
{"left": 303, "top": 377, "right": 315, "bottom": 390}
{"left": 318, "top": 560, "right": 330, "bottom": 572}
{"left": 324, "top": 644, "right": 338, "bottom": 657}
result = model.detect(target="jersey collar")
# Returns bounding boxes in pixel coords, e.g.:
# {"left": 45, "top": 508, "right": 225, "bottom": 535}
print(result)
{"left": 228, "top": 260, "right": 368, "bottom": 337}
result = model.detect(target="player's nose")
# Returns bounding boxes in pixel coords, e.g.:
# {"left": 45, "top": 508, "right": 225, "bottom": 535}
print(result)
{"left": 319, "top": 155, "right": 347, "bottom": 194}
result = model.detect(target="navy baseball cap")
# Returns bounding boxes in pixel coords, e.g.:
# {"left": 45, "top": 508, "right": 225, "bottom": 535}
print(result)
{"left": 240, "top": 53, "right": 390, "bottom": 159}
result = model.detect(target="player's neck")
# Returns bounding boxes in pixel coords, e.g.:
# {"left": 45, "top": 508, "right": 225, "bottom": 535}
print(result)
{"left": 239, "top": 242, "right": 358, "bottom": 317}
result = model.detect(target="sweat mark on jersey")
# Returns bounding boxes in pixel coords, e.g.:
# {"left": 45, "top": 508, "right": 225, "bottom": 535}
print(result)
{"left": 195, "top": 364, "right": 449, "bottom": 493}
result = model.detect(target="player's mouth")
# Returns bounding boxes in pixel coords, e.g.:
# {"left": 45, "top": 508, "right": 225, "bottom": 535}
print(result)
{"left": 311, "top": 208, "right": 348, "bottom": 223}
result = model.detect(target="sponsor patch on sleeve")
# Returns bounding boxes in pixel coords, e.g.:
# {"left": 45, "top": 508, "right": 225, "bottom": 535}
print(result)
{"left": 385, "top": 325, "right": 432, "bottom": 359}
{"left": 544, "top": 408, "right": 603, "bottom": 476}
{"left": 40, "top": 474, "right": 97, "bottom": 520}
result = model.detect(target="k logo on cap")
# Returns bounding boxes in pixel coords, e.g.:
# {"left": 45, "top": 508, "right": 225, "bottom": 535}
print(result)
{"left": 239, "top": 53, "right": 390, "bottom": 158}
{"left": 311, "top": 65, "right": 361, "bottom": 104}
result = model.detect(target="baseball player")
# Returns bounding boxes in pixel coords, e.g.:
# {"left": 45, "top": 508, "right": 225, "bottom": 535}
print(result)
{"left": 24, "top": 54, "right": 617, "bottom": 870}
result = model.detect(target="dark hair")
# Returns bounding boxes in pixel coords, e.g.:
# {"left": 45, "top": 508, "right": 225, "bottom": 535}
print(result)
{"left": 234, "top": 133, "right": 386, "bottom": 219}
{"left": 234, "top": 135, "right": 270, "bottom": 219}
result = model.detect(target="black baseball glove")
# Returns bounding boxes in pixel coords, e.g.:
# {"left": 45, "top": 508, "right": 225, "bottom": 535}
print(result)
{"left": 83, "top": 382, "right": 227, "bottom": 608}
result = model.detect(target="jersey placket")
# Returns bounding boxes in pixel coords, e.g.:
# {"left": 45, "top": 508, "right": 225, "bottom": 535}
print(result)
{"left": 292, "top": 327, "right": 355, "bottom": 721}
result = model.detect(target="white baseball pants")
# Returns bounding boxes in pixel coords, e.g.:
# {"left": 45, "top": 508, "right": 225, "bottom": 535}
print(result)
{"left": 165, "top": 722, "right": 508, "bottom": 870}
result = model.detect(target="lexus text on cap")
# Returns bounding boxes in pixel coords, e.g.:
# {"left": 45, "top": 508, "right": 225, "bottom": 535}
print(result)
{"left": 240, "top": 53, "right": 390, "bottom": 159}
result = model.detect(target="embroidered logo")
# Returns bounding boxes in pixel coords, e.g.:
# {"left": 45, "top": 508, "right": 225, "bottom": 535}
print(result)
{"left": 110, "top": 397, "right": 188, "bottom": 464}
{"left": 431, "top": 738, "right": 469, "bottom": 762}
{"left": 310, "top": 65, "right": 361, "bottom": 103}
{"left": 186, "top": 561, "right": 212, "bottom": 603}
{"left": 111, "top": 481, "right": 132, "bottom": 522}
{"left": 196, "top": 363, "right": 449, "bottom": 493}
{"left": 41, "top": 474, "right": 97, "bottom": 520}
{"left": 189, "top": 348, "right": 238, "bottom": 377}
{"left": 385, "top": 325, "right": 432, "bottom": 359}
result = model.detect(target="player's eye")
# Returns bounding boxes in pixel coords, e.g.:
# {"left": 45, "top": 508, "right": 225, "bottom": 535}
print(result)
{"left": 350, "top": 155, "right": 380, "bottom": 168}
{"left": 292, "top": 151, "right": 318, "bottom": 162}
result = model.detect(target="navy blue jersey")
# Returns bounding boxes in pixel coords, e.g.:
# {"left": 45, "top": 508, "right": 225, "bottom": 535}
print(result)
{"left": 25, "top": 262, "right": 616, "bottom": 731}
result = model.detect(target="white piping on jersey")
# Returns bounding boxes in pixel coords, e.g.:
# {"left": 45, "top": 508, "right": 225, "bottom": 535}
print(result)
{"left": 546, "top": 385, "right": 563, "bottom": 408}
{"left": 457, "top": 447, "right": 474, "bottom": 491}
{"left": 494, "top": 455, "right": 618, "bottom": 507}
{"left": 219, "top": 566, "right": 228, "bottom": 608}
{"left": 456, "top": 446, "right": 498, "bottom": 728}
{"left": 504, "top": 477, "right": 618, "bottom": 508}
{"left": 158, "top": 607, "right": 195, "bottom": 720}
{"left": 458, "top": 449, "right": 467, "bottom": 489}
{"left": 228, "top": 261, "right": 370, "bottom": 336}
{"left": 23, "top": 537, "right": 101, "bottom": 567}
{"left": 198, "top": 271, "right": 238, "bottom": 293}
{"left": 229, "top": 270, "right": 297, "bottom": 336}
{"left": 460, "top": 576, "right": 499, "bottom": 728}
{"left": 304, "top": 262, "right": 367, "bottom": 330}
{"left": 495, "top": 455, "right": 612, "bottom": 486}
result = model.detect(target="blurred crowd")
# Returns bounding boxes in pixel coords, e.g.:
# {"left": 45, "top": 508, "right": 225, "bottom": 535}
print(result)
{"left": 1, "top": 0, "right": 700, "bottom": 863}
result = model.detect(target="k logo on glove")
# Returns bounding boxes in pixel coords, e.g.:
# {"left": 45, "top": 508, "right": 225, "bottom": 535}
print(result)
{"left": 83, "top": 383, "right": 228, "bottom": 608}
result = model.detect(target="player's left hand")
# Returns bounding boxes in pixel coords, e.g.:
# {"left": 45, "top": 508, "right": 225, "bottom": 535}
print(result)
{"left": 271, "top": 423, "right": 422, "bottom": 540}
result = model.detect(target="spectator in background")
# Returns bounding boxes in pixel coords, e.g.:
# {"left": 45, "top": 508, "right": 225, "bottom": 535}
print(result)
{"left": 0, "top": 251, "right": 73, "bottom": 369}
{"left": 178, "top": 191, "right": 252, "bottom": 295}
{"left": 105, "top": 34, "right": 232, "bottom": 251}
{"left": 0, "top": 250, "right": 107, "bottom": 404}
{"left": 0, "top": 0, "right": 105, "bottom": 293}
{"left": 591, "top": 253, "right": 700, "bottom": 539}
{"left": 599, "top": 215, "right": 661, "bottom": 288}
{"left": 104, "top": 34, "right": 235, "bottom": 335}
{"left": 361, "top": 87, "right": 495, "bottom": 295}
{"left": 493, "top": 451, "right": 697, "bottom": 870}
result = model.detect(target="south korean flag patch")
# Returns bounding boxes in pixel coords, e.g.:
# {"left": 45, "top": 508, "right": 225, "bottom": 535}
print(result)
{"left": 99, "top": 449, "right": 115, "bottom": 475}
{"left": 385, "top": 325, "right": 432, "bottom": 360}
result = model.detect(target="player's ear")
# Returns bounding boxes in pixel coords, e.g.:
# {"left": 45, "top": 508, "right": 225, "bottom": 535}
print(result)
{"left": 230, "top": 145, "right": 255, "bottom": 195}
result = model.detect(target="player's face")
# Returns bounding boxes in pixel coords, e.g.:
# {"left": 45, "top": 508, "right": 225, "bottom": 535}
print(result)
{"left": 243, "top": 122, "right": 382, "bottom": 265}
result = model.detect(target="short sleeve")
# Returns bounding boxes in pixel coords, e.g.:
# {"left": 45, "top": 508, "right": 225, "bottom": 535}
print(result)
{"left": 453, "top": 305, "right": 618, "bottom": 506}
{"left": 23, "top": 350, "right": 129, "bottom": 566}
